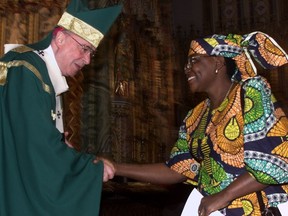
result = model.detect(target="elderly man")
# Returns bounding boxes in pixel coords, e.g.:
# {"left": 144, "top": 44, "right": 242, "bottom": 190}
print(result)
{"left": 0, "top": 0, "right": 121, "bottom": 215}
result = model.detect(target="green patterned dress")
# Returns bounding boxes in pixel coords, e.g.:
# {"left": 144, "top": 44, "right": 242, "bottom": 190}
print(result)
{"left": 167, "top": 76, "right": 288, "bottom": 215}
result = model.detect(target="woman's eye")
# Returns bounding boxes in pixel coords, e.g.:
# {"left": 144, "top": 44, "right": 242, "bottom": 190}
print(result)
{"left": 191, "top": 59, "right": 197, "bottom": 64}
{"left": 190, "top": 56, "right": 200, "bottom": 64}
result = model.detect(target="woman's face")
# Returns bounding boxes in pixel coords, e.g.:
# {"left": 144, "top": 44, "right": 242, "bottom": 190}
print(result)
{"left": 184, "top": 54, "right": 218, "bottom": 94}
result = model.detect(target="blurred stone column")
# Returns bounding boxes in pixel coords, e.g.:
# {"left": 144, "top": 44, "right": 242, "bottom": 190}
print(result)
{"left": 111, "top": 98, "right": 132, "bottom": 163}
{"left": 81, "top": 40, "right": 114, "bottom": 155}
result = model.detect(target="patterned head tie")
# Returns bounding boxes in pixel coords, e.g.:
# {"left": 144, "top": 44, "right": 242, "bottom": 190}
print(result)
{"left": 188, "top": 31, "right": 288, "bottom": 80}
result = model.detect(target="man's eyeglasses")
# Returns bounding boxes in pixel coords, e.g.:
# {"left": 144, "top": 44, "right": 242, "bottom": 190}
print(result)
{"left": 66, "top": 33, "right": 96, "bottom": 58}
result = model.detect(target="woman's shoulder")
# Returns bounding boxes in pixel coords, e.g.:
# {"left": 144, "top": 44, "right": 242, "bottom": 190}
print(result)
{"left": 240, "top": 75, "right": 270, "bottom": 88}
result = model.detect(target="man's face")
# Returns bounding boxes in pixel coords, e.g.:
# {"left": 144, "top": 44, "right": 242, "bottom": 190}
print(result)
{"left": 54, "top": 31, "right": 96, "bottom": 77}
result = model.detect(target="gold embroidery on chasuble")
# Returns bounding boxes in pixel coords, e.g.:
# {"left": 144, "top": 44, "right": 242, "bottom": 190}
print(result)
{"left": 58, "top": 12, "right": 103, "bottom": 48}
{"left": 0, "top": 60, "right": 51, "bottom": 94}
{"left": 207, "top": 85, "right": 245, "bottom": 168}
{"left": 0, "top": 59, "right": 53, "bottom": 120}
{"left": 12, "top": 46, "right": 34, "bottom": 53}
{"left": 0, "top": 62, "right": 8, "bottom": 86}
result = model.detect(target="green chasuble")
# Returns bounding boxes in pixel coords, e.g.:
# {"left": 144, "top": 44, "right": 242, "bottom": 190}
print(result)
{"left": 0, "top": 48, "right": 103, "bottom": 215}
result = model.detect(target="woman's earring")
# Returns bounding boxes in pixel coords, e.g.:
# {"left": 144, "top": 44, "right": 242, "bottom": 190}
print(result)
{"left": 215, "top": 69, "right": 218, "bottom": 74}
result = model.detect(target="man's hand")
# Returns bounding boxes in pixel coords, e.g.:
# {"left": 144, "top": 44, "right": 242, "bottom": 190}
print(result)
{"left": 64, "top": 131, "right": 74, "bottom": 148}
{"left": 94, "top": 157, "right": 115, "bottom": 182}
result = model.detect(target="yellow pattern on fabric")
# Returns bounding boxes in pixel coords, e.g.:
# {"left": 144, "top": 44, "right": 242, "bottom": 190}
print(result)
{"left": 229, "top": 192, "right": 263, "bottom": 216}
{"left": 204, "top": 38, "right": 218, "bottom": 47}
{"left": 234, "top": 54, "right": 255, "bottom": 79}
{"left": 170, "top": 159, "right": 198, "bottom": 181}
{"left": 268, "top": 114, "right": 288, "bottom": 162}
{"left": 188, "top": 102, "right": 210, "bottom": 164}
{"left": 257, "top": 33, "right": 288, "bottom": 66}
{"left": 186, "top": 102, "right": 208, "bottom": 139}
{"left": 225, "top": 117, "right": 241, "bottom": 140}
{"left": 282, "top": 184, "right": 288, "bottom": 194}
{"left": 207, "top": 84, "right": 244, "bottom": 167}
{"left": 199, "top": 158, "right": 226, "bottom": 194}
{"left": 201, "top": 136, "right": 212, "bottom": 176}
{"left": 240, "top": 200, "right": 254, "bottom": 216}
{"left": 0, "top": 62, "right": 8, "bottom": 85}
{"left": 244, "top": 97, "right": 253, "bottom": 113}
{"left": 188, "top": 41, "right": 206, "bottom": 56}
{"left": 230, "top": 34, "right": 242, "bottom": 45}
{"left": 12, "top": 46, "right": 34, "bottom": 53}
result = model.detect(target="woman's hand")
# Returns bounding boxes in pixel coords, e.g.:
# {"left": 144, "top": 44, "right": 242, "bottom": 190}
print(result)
{"left": 198, "top": 172, "right": 267, "bottom": 216}
{"left": 198, "top": 192, "right": 230, "bottom": 216}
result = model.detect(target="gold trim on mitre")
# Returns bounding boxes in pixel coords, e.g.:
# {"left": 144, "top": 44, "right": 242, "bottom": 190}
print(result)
{"left": 57, "top": 12, "right": 104, "bottom": 48}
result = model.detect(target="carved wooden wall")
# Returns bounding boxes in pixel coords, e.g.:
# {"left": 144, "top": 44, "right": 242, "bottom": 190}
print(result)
{"left": 0, "top": 0, "right": 68, "bottom": 50}
{"left": 82, "top": 0, "right": 178, "bottom": 164}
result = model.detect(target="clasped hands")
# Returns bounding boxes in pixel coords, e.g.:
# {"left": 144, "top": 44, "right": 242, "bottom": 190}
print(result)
{"left": 63, "top": 132, "right": 116, "bottom": 182}
{"left": 94, "top": 157, "right": 115, "bottom": 182}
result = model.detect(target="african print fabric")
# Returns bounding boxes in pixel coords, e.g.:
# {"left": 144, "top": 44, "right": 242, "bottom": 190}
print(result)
{"left": 188, "top": 31, "right": 288, "bottom": 81}
{"left": 167, "top": 76, "right": 288, "bottom": 215}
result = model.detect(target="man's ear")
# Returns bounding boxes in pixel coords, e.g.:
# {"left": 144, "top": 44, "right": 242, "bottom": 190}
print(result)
{"left": 54, "top": 30, "right": 66, "bottom": 46}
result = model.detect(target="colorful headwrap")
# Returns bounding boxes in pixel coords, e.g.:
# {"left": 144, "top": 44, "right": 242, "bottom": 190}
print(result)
{"left": 188, "top": 31, "right": 288, "bottom": 80}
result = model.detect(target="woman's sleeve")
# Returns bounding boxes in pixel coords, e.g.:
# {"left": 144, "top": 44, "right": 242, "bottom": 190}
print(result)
{"left": 166, "top": 110, "right": 200, "bottom": 185}
{"left": 242, "top": 76, "right": 288, "bottom": 184}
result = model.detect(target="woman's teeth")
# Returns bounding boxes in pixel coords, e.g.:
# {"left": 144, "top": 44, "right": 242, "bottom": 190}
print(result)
{"left": 188, "top": 76, "right": 195, "bottom": 81}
